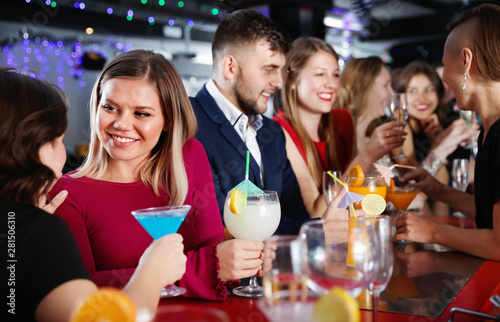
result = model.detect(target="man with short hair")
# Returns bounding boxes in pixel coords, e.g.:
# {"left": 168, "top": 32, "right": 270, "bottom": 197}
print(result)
{"left": 191, "top": 9, "right": 310, "bottom": 235}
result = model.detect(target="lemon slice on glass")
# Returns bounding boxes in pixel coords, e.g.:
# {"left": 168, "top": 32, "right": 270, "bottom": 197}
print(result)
{"left": 361, "top": 194, "right": 386, "bottom": 216}
{"left": 229, "top": 189, "right": 247, "bottom": 215}
{"left": 313, "top": 286, "right": 360, "bottom": 322}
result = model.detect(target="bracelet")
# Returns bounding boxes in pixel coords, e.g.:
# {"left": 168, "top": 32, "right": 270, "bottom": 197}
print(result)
{"left": 420, "top": 151, "right": 447, "bottom": 176}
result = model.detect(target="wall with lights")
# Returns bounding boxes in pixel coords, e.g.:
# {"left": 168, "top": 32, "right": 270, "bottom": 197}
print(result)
{"left": 0, "top": 19, "right": 212, "bottom": 154}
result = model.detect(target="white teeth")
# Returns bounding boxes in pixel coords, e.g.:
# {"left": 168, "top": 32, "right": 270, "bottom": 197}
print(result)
{"left": 262, "top": 93, "right": 271, "bottom": 97}
{"left": 318, "top": 93, "right": 332, "bottom": 99}
{"left": 113, "top": 135, "right": 136, "bottom": 143}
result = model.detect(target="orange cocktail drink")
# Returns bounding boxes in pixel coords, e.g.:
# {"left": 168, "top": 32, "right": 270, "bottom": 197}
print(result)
{"left": 386, "top": 190, "right": 419, "bottom": 211}
{"left": 347, "top": 175, "right": 387, "bottom": 208}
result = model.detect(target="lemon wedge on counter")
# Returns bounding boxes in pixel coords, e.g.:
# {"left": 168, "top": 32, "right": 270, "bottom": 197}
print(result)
{"left": 313, "top": 287, "right": 360, "bottom": 322}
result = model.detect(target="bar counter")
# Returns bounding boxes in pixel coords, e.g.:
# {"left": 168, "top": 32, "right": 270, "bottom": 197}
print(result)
{"left": 155, "top": 216, "right": 500, "bottom": 321}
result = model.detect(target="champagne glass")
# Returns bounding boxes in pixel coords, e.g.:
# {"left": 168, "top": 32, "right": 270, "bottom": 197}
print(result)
{"left": 361, "top": 216, "right": 393, "bottom": 322}
{"left": 298, "top": 219, "right": 380, "bottom": 298}
{"left": 459, "top": 110, "right": 477, "bottom": 149}
{"left": 224, "top": 190, "right": 281, "bottom": 298}
{"left": 452, "top": 158, "right": 469, "bottom": 192}
{"left": 389, "top": 93, "right": 409, "bottom": 160}
{"left": 323, "top": 170, "right": 342, "bottom": 205}
{"left": 131, "top": 205, "right": 191, "bottom": 297}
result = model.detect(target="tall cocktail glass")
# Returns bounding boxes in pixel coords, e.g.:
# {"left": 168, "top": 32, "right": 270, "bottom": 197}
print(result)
{"left": 224, "top": 190, "right": 281, "bottom": 298}
{"left": 347, "top": 175, "right": 387, "bottom": 208}
{"left": 131, "top": 205, "right": 191, "bottom": 297}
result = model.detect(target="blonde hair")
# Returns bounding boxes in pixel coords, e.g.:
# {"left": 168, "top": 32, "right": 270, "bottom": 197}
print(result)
{"left": 334, "top": 56, "right": 385, "bottom": 122}
{"left": 281, "top": 37, "right": 339, "bottom": 190}
{"left": 75, "top": 50, "right": 197, "bottom": 205}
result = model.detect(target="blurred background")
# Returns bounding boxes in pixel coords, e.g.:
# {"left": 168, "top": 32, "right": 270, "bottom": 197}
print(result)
{"left": 0, "top": 0, "right": 496, "bottom": 165}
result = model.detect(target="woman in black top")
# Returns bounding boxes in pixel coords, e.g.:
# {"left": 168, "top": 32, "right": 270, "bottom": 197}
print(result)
{"left": 395, "top": 4, "right": 500, "bottom": 261}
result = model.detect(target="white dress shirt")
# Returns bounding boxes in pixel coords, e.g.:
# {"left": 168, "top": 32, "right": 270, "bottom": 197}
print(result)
{"left": 206, "top": 79, "right": 264, "bottom": 183}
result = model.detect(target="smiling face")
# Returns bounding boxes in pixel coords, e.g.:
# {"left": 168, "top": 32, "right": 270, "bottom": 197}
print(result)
{"left": 295, "top": 50, "right": 339, "bottom": 115}
{"left": 232, "top": 39, "right": 286, "bottom": 115}
{"left": 406, "top": 73, "right": 439, "bottom": 120}
{"left": 365, "top": 66, "right": 393, "bottom": 119}
{"left": 96, "top": 78, "right": 166, "bottom": 169}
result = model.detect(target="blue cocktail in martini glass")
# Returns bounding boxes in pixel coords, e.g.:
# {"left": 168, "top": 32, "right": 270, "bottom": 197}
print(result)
{"left": 132, "top": 205, "right": 191, "bottom": 297}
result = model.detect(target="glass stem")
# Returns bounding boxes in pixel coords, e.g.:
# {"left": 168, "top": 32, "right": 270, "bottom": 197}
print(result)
{"left": 372, "top": 292, "right": 379, "bottom": 322}
{"left": 248, "top": 276, "right": 259, "bottom": 290}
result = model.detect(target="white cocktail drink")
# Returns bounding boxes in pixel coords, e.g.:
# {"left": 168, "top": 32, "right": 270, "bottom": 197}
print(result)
{"left": 224, "top": 202, "right": 281, "bottom": 242}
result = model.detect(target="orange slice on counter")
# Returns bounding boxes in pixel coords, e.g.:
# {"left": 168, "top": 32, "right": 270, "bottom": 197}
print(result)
{"left": 70, "top": 288, "right": 136, "bottom": 322}
{"left": 348, "top": 164, "right": 364, "bottom": 187}
{"left": 229, "top": 189, "right": 247, "bottom": 215}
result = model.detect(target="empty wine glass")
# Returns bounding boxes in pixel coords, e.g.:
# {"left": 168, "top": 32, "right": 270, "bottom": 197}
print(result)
{"left": 452, "top": 158, "right": 469, "bottom": 192}
{"left": 323, "top": 170, "right": 342, "bottom": 205}
{"left": 389, "top": 93, "right": 409, "bottom": 160}
{"left": 298, "top": 219, "right": 380, "bottom": 298}
{"left": 361, "top": 216, "right": 393, "bottom": 322}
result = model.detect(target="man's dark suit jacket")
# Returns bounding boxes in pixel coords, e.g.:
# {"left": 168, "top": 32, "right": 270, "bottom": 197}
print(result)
{"left": 190, "top": 85, "right": 311, "bottom": 235}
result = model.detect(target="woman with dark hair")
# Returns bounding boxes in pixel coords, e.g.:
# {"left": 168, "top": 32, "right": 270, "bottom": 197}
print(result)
{"left": 50, "top": 49, "right": 260, "bottom": 301}
{"left": 396, "top": 4, "right": 500, "bottom": 260}
{"left": 395, "top": 61, "right": 449, "bottom": 163}
{"left": 0, "top": 68, "right": 186, "bottom": 321}
{"left": 394, "top": 61, "right": 478, "bottom": 215}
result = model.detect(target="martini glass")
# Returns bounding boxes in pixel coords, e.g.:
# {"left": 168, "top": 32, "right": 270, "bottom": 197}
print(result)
{"left": 132, "top": 205, "right": 191, "bottom": 297}
{"left": 390, "top": 93, "right": 409, "bottom": 160}
{"left": 299, "top": 219, "right": 380, "bottom": 298}
{"left": 386, "top": 185, "right": 419, "bottom": 245}
{"left": 223, "top": 190, "right": 281, "bottom": 298}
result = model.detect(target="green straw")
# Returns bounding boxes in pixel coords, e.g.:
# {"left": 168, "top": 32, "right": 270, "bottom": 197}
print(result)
{"left": 245, "top": 150, "right": 250, "bottom": 180}
{"left": 327, "top": 171, "right": 357, "bottom": 219}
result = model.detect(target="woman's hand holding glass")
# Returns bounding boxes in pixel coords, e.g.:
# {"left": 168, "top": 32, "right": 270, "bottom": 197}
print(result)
{"left": 363, "top": 121, "right": 407, "bottom": 161}
{"left": 133, "top": 233, "right": 187, "bottom": 291}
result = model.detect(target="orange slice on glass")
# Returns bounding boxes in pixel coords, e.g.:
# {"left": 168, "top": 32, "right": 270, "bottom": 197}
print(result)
{"left": 70, "top": 288, "right": 136, "bottom": 322}
{"left": 348, "top": 164, "right": 364, "bottom": 187}
{"left": 389, "top": 178, "right": 396, "bottom": 193}
{"left": 229, "top": 189, "right": 247, "bottom": 215}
